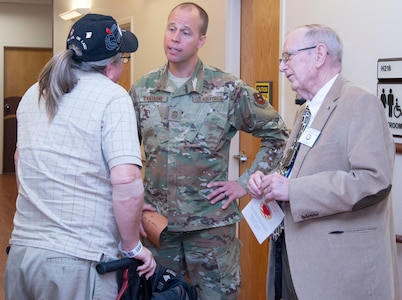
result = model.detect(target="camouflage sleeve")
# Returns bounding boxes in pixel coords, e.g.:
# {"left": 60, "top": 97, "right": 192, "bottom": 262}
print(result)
{"left": 233, "top": 82, "right": 289, "bottom": 188}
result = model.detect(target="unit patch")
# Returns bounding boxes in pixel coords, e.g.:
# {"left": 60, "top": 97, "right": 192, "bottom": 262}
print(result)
{"left": 253, "top": 93, "right": 267, "bottom": 108}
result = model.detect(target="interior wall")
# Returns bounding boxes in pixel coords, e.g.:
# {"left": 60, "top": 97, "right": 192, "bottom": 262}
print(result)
{"left": 0, "top": 3, "right": 52, "bottom": 173}
{"left": 280, "top": 0, "right": 402, "bottom": 229}
{"left": 54, "top": 0, "right": 228, "bottom": 83}
{"left": 279, "top": 0, "right": 402, "bottom": 292}
{"left": 0, "top": 0, "right": 231, "bottom": 175}
{"left": 53, "top": 0, "right": 241, "bottom": 181}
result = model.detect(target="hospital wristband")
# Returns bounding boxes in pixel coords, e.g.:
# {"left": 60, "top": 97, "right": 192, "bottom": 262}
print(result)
{"left": 118, "top": 241, "right": 143, "bottom": 258}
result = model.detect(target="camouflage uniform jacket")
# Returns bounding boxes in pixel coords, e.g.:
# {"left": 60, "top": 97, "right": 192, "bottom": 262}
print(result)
{"left": 130, "top": 59, "right": 288, "bottom": 232}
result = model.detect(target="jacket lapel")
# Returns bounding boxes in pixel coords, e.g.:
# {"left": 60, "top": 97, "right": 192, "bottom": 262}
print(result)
{"left": 290, "top": 76, "right": 348, "bottom": 178}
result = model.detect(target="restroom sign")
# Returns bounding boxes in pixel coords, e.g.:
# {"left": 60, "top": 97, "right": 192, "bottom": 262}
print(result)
{"left": 377, "top": 83, "right": 402, "bottom": 138}
{"left": 255, "top": 81, "right": 272, "bottom": 104}
{"left": 377, "top": 58, "right": 402, "bottom": 138}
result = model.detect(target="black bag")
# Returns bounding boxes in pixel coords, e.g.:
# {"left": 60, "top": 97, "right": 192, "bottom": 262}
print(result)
{"left": 96, "top": 258, "right": 197, "bottom": 300}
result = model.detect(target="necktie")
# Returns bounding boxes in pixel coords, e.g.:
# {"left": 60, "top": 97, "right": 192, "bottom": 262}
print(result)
{"left": 272, "top": 106, "right": 311, "bottom": 241}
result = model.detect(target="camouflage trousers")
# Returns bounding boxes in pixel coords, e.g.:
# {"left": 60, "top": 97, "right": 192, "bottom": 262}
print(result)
{"left": 143, "top": 224, "right": 242, "bottom": 300}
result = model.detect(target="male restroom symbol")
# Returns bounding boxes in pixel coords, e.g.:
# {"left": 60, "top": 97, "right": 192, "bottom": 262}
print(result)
{"left": 387, "top": 89, "right": 394, "bottom": 118}
{"left": 380, "top": 88, "right": 386, "bottom": 108}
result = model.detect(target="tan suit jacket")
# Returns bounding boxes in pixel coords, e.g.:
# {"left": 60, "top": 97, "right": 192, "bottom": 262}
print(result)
{"left": 268, "top": 76, "right": 400, "bottom": 299}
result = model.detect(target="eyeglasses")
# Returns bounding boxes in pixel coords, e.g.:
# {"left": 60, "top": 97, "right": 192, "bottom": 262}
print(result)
{"left": 279, "top": 45, "right": 317, "bottom": 64}
{"left": 121, "top": 55, "right": 131, "bottom": 64}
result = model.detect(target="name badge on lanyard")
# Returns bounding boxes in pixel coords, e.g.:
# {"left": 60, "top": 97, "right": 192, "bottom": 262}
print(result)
{"left": 299, "top": 127, "right": 320, "bottom": 147}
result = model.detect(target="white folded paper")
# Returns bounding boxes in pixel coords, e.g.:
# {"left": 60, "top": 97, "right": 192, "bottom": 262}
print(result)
{"left": 242, "top": 198, "right": 285, "bottom": 244}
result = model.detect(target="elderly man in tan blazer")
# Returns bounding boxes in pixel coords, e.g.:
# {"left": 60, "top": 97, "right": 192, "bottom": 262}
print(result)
{"left": 248, "top": 24, "right": 400, "bottom": 300}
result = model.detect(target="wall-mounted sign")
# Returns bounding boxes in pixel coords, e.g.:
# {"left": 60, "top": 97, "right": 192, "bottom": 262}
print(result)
{"left": 377, "top": 58, "right": 402, "bottom": 138}
{"left": 255, "top": 81, "right": 272, "bottom": 105}
{"left": 377, "top": 83, "right": 402, "bottom": 137}
{"left": 377, "top": 57, "right": 402, "bottom": 79}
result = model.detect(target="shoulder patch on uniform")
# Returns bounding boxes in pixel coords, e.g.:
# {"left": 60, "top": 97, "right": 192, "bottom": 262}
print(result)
{"left": 253, "top": 92, "right": 267, "bottom": 108}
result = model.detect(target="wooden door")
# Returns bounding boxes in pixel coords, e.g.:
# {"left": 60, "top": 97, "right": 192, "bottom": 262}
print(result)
{"left": 118, "top": 21, "right": 132, "bottom": 92}
{"left": 238, "top": 1, "right": 280, "bottom": 299}
{"left": 3, "top": 47, "right": 53, "bottom": 173}
{"left": 2, "top": 46, "right": 132, "bottom": 174}
{"left": 3, "top": 97, "right": 21, "bottom": 174}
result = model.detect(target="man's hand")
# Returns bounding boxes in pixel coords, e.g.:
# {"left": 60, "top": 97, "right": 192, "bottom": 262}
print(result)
{"left": 140, "top": 203, "right": 156, "bottom": 238}
{"left": 247, "top": 170, "right": 265, "bottom": 199}
{"left": 248, "top": 171, "right": 289, "bottom": 203}
{"left": 207, "top": 180, "right": 247, "bottom": 209}
{"left": 135, "top": 247, "right": 157, "bottom": 279}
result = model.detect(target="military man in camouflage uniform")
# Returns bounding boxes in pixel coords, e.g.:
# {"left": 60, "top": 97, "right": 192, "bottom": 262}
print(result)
{"left": 130, "top": 2, "right": 288, "bottom": 300}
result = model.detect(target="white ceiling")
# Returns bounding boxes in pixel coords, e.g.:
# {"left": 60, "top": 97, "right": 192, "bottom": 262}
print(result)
{"left": 0, "top": 0, "right": 51, "bottom": 4}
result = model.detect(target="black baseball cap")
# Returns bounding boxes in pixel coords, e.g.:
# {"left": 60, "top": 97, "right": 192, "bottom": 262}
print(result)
{"left": 66, "top": 14, "right": 138, "bottom": 62}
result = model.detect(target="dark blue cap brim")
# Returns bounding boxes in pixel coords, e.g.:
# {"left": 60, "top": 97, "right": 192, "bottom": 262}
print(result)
{"left": 120, "top": 30, "right": 138, "bottom": 53}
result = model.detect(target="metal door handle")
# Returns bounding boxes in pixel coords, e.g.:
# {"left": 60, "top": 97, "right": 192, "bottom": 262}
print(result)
{"left": 234, "top": 151, "right": 248, "bottom": 162}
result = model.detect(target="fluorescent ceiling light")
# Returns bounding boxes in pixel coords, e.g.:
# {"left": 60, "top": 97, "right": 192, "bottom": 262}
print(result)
{"left": 59, "top": 8, "right": 90, "bottom": 21}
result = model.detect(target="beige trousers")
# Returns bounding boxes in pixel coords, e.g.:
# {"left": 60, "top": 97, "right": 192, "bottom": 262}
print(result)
{"left": 4, "top": 245, "right": 117, "bottom": 300}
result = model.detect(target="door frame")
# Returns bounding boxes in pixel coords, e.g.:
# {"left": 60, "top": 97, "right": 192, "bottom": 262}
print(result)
{"left": 226, "top": 0, "right": 241, "bottom": 183}
{"left": 237, "top": 0, "right": 280, "bottom": 299}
